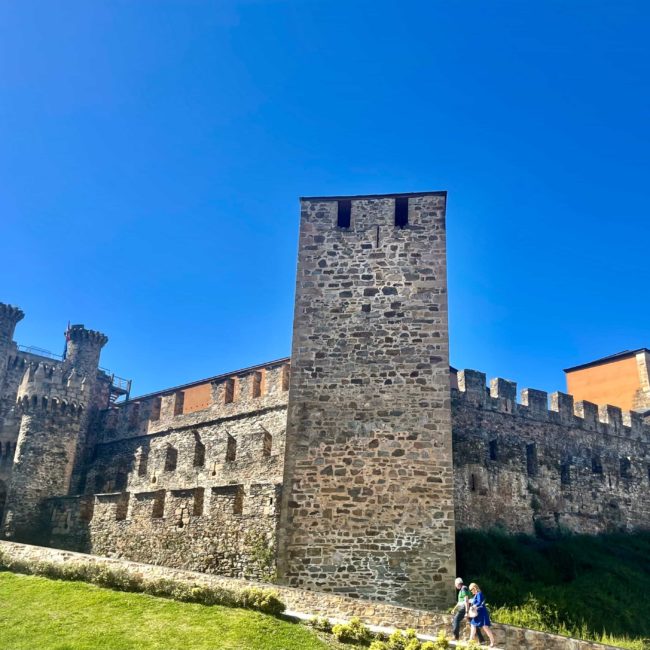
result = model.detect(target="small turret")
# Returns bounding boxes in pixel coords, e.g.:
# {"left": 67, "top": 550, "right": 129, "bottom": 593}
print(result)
{"left": 0, "top": 303, "right": 24, "bottom": 346}
{"left": 65, "top": 325, "right": 108, "bottom": 378}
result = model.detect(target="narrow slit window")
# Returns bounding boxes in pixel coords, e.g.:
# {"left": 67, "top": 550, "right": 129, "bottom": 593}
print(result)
{"left": 226, "top": 434, "right": 237, "bottom": 462}
{"left": 337, "top": 200, "right": 351, "bottom": 228}
{"left": 164, "top": 446, "right": 178, "bottom": 472}
{"left": 193, "top": 435, "right": 205, "bottom": 468}
{"left": 173, "top": 391, "right": 184, "bottom": 416}
{"left": 489, "top": 439, "right": 498, "bottom": 461}
{"left": 395, "top": 197, "right": 409, "bottom": 228}
{"left": 469, "top": 474, "right": 477, "bottom": 492}
{"left": 620, "top": 457, "right": 631, "bottom": 478}
{"left": 526, "top": 443, "right": 537, "bottom": 477}
{"left": 560, "top": 463, "right": 571, "bottom": 485}
{"left": 591, "top": 456, "right": 603, "bottom": 474}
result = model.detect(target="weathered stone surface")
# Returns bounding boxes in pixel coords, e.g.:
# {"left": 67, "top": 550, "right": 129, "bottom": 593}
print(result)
{"left": 277, "top": 193, "right": 455, "bottom": 610}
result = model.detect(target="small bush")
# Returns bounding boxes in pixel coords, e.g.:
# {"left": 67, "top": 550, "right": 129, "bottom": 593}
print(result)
{"left": 240, "top": 586, "right": 286, "bottom": 616}
{"left": 307, "top": 616, "right": 332, "bottom": 633}
{"left": 369, "top": 642, "right": 389, "bottom": 650}
{"left": 332, "top": 617, "right": 373, "bottom": 644}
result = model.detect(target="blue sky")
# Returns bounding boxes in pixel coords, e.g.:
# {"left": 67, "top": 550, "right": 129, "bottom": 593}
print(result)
{"left": 1, "top": 0, "right": 648, "bottom": 398}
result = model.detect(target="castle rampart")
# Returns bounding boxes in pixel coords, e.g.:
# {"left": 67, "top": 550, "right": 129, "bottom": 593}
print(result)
{"left": 452, "top": 370, "right": 650, "bottom": 535}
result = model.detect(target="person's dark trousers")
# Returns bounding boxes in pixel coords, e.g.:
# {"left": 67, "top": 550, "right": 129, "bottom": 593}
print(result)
{"left": 452, "top": 609, "right": 485, "bottom": 643}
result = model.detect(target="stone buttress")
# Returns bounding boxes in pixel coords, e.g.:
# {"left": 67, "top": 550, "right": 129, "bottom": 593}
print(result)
{"left": 277, "top": 192, "right": 455, "bottom": 609}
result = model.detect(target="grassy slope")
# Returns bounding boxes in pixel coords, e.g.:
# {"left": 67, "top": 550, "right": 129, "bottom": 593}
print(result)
{"left": 0, "top": 572, "right": 331, "bottom": 650}
{"left": 457, "top": 530, "right": 650, "bottom": 648}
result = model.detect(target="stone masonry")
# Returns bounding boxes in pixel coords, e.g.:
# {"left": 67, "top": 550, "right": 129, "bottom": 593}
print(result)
{"left": 0, "top": 190, "right": 648, "bottom": 615}
{"left": 277, "top": 193, "right": 455, "bottom": 610}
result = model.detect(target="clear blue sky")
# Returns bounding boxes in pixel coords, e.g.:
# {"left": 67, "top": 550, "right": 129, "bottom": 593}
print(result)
{"left": 1, "top": 1, "right": 648, "bottom": 398}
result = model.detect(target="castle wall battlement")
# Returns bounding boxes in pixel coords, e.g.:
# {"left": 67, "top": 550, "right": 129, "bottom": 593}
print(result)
{"left": 456, "top": 369, "right": 650, "bottom": 442}
{"left": 47, "top": 480, "right": 280, "bottom": 579}
{"left": 97, "top": 361, "right": 290, "bottom": 444}
{"left": 453, "top": 369, "right": 650, "bottom": 535}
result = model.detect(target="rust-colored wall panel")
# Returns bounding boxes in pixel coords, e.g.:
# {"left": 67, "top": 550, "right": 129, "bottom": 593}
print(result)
{"left": 182, "top": 383, "right": 212, "bottom": 414}
{"left": 566, "top": 356, "right": 640, "bottom": 411}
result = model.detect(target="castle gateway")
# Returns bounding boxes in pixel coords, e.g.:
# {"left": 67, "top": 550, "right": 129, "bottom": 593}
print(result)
{"left": 0, "top": 192, "right": 648, "bottom": 611}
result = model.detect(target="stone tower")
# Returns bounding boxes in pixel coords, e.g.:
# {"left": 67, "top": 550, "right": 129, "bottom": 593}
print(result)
{"left": 2, "top": 325, "right": 108, "bottom": 541}
{"left": 277, "top": 192, "right": 455, "bottom": 609}
{"left": 0, "top": 303, "right": 24, "bottom": 401}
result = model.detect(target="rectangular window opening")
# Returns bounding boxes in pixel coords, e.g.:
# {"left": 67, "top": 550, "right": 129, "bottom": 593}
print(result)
{"left": 489, "top": 439, "right": 498, "bottom": 461}
{"left": 395, "top": 197, "right": 409, "bottom": 228}
{"left": 224, "top": 378, "right": 236, "bottom": 404}
{"left": 173, "top": 391, "right": 185, "bottom": 416}
{"left": 560, "top": 463, "right": 571, "bottom": 485}
{"left": 620, "top": 457, "right": 631, "bottom": 479}
{"left": 337, "top": 200, "right": 351, "bottom": 228}
{"left": 252, "top": 371, "right": 263, "bottom": 398}
{"left": 526, "top": 443, "right": 537, "bottom": 477}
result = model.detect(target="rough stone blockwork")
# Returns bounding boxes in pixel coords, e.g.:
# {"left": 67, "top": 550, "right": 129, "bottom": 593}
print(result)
{"left": 277, "top": 193, "right": 456, "bottom": 610}
{"left": 0, "top": 541, "right": 619, "bottom": 650}
{"left": 45, "top": 362, "right": 291, "bottom": 580}
{"left": 453, "top": 370, "right": 650, "bottom": 534}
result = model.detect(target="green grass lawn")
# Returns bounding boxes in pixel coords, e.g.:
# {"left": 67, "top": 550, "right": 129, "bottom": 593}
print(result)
{"left": 0, "top": 571, "right": 332, "bottom": 650}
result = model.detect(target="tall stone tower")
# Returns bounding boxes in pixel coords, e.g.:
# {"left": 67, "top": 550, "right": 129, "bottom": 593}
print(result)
{"left": 277, "top": 192, "right": 455, "bottom": 609}
{"left": 2, "top": 325, "right": 107, "bottom": 542}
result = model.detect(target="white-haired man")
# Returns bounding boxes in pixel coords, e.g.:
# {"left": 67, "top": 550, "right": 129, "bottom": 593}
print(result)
{"left": 452, "top": 577, "right": 485, "bottom": 643}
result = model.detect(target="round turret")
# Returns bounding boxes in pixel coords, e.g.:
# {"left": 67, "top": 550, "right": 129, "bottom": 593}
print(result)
{"left": 0, "top": 303, "right": 24, "bottom": 345}
{"left": 65, "top": 324, "right": 108, "bottom": 378}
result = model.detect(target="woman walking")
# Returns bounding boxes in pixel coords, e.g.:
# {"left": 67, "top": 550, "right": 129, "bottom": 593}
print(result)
{"left": 468, "top": 582, "right": 496, "bottom": 647}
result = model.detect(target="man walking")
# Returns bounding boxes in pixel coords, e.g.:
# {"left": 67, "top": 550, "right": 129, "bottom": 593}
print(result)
{"left": 452, "top": 577, "right": 485, "bottom": 644}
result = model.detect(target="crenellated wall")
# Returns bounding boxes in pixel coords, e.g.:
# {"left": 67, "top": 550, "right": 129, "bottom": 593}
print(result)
{"left": 452, "top": 369, "right": 650, "bottom": 535}
{"left": 41, "top": 359, "right": 291, "bottom": 579}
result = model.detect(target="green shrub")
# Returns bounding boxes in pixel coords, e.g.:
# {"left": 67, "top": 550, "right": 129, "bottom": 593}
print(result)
{"left": 307, "top": 616, "right": 332, "bottom": 633}
{"left": 0, "top": 552, "right": 286, "bottom": 617}
{"left": 369, "top": 641, "right": 389, "bottom": 650}
{"left": 331, "top": 617, "right": 373, "bottom": 644}
{"left": 239, "top": 586, "right": 286, "bottom": 616}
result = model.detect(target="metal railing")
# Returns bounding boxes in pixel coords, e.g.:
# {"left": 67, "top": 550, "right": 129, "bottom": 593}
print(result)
{"left": 17, "top": 345, "right": 63, "bottom": 361}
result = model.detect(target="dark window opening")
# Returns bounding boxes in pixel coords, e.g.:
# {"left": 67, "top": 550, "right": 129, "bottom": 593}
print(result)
{"left": 115, "top": 468, "right": 128, "bottom": 492}
{"left": 164, "top": 446, "right": 178, "bottom": 472}
{"left": 526, "top": 443, "right": 538, "bottom": 477}
{"left": 620, "top": 457, "right": 631, "bottom": 478}
{"left": 337, "top": 200, "right": 351, "bottom": 228}
{"left": 591, "top": 456, "right": 603, "bottom": 474}
{"left": 489, "top": 439, "right": 498, "bottom": 461}
{"left": 395, "top": 197, "right": 409, "bottom": 228}
{"left": 469, "top": 474, "right": 477, "bottom": 492}
{"left": 226, "top": 434, "right": 237, "bottom": 462}
{"left": 193, "top": 437, "right": 205, "bottom": 468}
{"left": 560, "top": 463, "right": 571, "bottom": 485}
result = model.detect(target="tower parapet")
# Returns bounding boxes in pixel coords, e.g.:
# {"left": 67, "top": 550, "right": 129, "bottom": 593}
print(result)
{"left": 2, "top": 361, "right": 91, "bottom": 541}
{"left": 0, "top": 303, "right": 24, "bottom": 346}
{"left": 65, "top": 325, "right": 108, "bottom": 378}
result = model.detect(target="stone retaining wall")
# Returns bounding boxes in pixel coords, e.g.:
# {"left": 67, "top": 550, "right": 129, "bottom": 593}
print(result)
{"left": 0, "top": 541, "right": 617, "bottom": 650}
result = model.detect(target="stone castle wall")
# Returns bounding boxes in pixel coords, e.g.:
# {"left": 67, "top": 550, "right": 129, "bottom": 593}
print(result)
{"left": 42, "top": 361, "right": 291, "bottom": 580}
{"left": 452, "top": 370, "right": 650, "bottom": 535}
